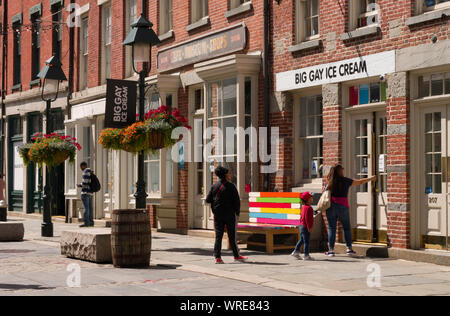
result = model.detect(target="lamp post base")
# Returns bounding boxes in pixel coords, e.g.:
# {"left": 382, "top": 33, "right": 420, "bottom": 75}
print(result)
{"left": 41, "top": 222, "right": 53, "bottom": 237}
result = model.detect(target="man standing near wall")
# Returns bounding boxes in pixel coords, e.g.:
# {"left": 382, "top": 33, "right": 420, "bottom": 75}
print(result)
{"left": 77, "top": 162, "right": 94, "bottom": 227}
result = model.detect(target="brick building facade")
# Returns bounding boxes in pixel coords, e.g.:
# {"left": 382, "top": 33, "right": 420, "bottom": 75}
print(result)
{"left": 0, "top": 0, "right": 449, "bottom": 252}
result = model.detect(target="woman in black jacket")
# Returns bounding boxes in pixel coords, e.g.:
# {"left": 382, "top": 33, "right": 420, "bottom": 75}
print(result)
{"left": 206, "top": 166, "right": 248, "bottom": 264}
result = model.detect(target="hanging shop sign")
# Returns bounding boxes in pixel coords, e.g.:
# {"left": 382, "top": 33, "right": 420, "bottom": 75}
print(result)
{"left": 276, "top": 50, "right": 396, "bottom": 92}
{"left": 157, "top": 23, "right": 247, "bottom": 72}
{"left": 104, "top": 79, "right": 137, "bottom": 129}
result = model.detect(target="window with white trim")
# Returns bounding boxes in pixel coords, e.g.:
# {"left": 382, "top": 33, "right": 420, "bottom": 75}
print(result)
{"left": 298, "top": 95, "right": 323, "bottom": 180}
{"left": 417, "top": 0, "right": 450, "bottom": 14}
{"left": 67, "top": 127, "right": 76, "bottom": 190}
{"left": 295, "top": 0, "right": 320, "bottom": 43}
{"left": 125, "top": 0, "right": 137, "bottom": 78}
{"left": 159, "top": 0, "right": 173, "bottom": 35}
{"left": 101, "top": 4, "right": 111, "bottom": 84}
{"left": 79, "top": 16, "right": 89, "bottom": 90}
{"left": 419, "top": 72, "right": 450, "bottom": 98}
{"left": 230, "top": 0, "right": 249, "bottom": 9}
{"left": 191, "top": 0, "right": 208, "bottom": 23}
{"left": 349, "top": 0, "right": 378, "bottom": 30}
{"left": 145, "top": 152, "right": 161, "bottom": 194}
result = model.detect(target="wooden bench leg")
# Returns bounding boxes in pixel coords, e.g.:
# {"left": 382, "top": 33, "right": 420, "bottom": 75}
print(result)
{"left": 266, "top": 231, "right": 274, "bottom": 254}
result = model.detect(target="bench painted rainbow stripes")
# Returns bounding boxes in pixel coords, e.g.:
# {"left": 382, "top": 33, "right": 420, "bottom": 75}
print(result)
{"left": 246, "top": 192, "right": 302, "bottom": 227}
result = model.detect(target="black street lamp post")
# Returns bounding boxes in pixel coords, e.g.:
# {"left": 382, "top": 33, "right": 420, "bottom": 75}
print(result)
{"left": 123, "top": 13, "right": 161, "bottom": 209}
{"left": 37, "top": 56, "right": 67, "bottom": 237}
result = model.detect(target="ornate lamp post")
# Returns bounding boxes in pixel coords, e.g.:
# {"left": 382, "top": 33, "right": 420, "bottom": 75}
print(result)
{"left": 37, "top": 56, "right": 67, "bottom": 237}
{"left": 123, "top": 13, "right": 161, "bottom": 209}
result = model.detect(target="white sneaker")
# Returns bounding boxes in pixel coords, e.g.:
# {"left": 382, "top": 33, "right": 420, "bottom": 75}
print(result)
{"left": 303, "top": 255, "right": 314, "bottom": 261}
{"left": 291, "top": 251, "right": 301, "bottom": 258}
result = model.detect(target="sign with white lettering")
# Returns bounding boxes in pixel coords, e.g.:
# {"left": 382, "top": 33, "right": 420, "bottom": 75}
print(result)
{"left": 105, "top": 79, "right": 137, "bottom": 129}
{"left": 157, "top": 24, "right": 247, "bottom": 72}
{"left": 276, "top": 51, "right": 396, "bottom": 92}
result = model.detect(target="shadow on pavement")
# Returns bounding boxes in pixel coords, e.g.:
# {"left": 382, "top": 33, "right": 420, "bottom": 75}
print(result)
{"left": 153, "top": 247, "right": 277, "bottom": 257}
{"left": 0, "top": 284, "right": 55, "bottom": 291}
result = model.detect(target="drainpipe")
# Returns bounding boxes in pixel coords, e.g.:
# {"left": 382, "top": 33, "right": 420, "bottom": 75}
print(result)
{"left": 263, "top": 0, "right": 270, "bottom": 191}
{"left": 67, "top": 0, "right": 75, "bottom": 120}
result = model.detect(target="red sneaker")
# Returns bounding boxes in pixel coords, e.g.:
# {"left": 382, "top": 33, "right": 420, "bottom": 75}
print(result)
{"left": 234, "top": 256, "right": 248, "bottom": 262}
{"left": 215, "top": 258, "right": 224, "bottom": 264}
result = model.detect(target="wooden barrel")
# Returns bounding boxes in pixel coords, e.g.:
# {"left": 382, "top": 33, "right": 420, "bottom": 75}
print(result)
{"left": 111, "top": 209, "right": 152, "bottom": 268}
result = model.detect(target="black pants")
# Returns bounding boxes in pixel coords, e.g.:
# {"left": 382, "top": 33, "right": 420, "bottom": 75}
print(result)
{"left": 214, "top": 217, "right": 240, "bottom": 258}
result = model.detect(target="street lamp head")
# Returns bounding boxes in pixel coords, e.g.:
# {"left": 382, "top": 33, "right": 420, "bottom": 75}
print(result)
{"left": 123, "top": 14, "right": 161, "bottom": 72}
{"left": 37, "top": 56, "right": 67, "bottom": 102}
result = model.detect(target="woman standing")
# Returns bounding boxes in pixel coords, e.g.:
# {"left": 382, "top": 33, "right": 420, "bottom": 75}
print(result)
{"left": 206, "top": 166, "right": 248, "bottom": 264}
{"left": 325, "top": 164, "right": 376, "bottom": 257}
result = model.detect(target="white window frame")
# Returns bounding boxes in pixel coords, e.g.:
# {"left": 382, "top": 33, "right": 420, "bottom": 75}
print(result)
{"left": 295, "top": 0, "right": 320, "bottom": 44}
{"left": 417, "top": 0, "right": 450, "bottom": 14}
{"left": 349, "top": 0, "right": 379, "bottom": 31}
{"left": 159, "top": 0, "right": 173, "bottom": 35}
{"left": 79, "top": 15, "right": 89, "bottom": 90}
{"left": 101, "top": 4, "right": 111, "bottom": 84}
{"left": 125, "top": 0, "right": 137, "bottom": 78}
{"left": 191, "top": 0, "right": 209, "bottom": 23}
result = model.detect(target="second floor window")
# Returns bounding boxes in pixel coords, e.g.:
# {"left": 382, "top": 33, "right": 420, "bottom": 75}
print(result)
{"left": 31, "top": 14, "right": 41, "bottom": 81}
{"left": 102, "top": 5, "right": 111, "bottom": 84}
{"left": 79, "top": 16, "right": 89, "bottom": 90}
{"left": 296, "top": 0, "right": 320, "bottom": 43}
{"left": 423, "top": 0, "right": 450, "bottom": 12}
{"left": 159, "top": 0, "right": 173, "bottom": 35}
{"left": 230, "top": 0, "right": 248, "bottom": 9}
{"left": 125, "top": 0, "right": 137, "bottom": 77}
{"left": 52, "top": 4, "right": 62, "bottom": 61}
{"left": 191, "top": 0, "right": 208, "bottom": 24}
{"left": 13, "top": 22, "right": 21, "bottom": 86}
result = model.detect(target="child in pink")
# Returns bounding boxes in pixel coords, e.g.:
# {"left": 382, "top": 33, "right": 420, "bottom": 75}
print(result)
{"left": 291, "top": 192, "right": 314, "bottom": 260}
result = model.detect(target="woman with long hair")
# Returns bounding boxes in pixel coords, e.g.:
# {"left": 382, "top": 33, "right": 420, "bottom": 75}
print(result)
{"left": 325, "top": 164, "right": 376, "bottom": 257}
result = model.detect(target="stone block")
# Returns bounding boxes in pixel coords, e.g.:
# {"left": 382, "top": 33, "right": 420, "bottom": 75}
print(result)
{"left": 0, "top": 222, "right": 24, "bottom": 241}
{"left": 61, "top": 228, "right": 112, "bottom": 263}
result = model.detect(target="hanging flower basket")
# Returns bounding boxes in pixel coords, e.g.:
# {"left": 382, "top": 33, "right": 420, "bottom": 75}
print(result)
{"left": 19, "top": 133, "right": 82, "bottom": 167}
{"left": 99, "top": 105, "right": 191, "bottom": 153}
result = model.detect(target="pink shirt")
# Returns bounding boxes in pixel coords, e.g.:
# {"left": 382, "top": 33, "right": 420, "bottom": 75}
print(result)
{"left": 332, "top": 196, "right": 350, "bottom": 208}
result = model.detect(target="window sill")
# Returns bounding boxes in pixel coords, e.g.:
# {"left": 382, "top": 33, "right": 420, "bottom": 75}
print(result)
{"left": 225, "top": 2, "right": 253, "bottom": 19}
{"left": 288, "top": 39, "right": 322, "bottom": 53}
{"left": 340, "top": 25, "right": 380, "bottom": 41}
{"left": 158, "top": 30, "right": 174, "bottom": 42}
{"left": 11, "top": 84, "right": 22, "bottom": 93}
{"left": 186, "top": 16, "right": 210, "bottom": 32}
{"left": 406, "top": 8, "right": 450, "bottom": 27}
{"left": 29, "top": 78, "right": 41, "bottom": 89}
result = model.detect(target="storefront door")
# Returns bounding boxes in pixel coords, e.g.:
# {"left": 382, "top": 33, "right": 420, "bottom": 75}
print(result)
{"left": 350, "top": 111, "right": 388, "bottom": 243}
{"left": 27, "top": 113, "right": 42, "bottom": 214}
{"left": 8, "top": 116, "right": 23, "bottom": 212}
{"left": 420, "top": 106, "right": 450, "bottom": 250}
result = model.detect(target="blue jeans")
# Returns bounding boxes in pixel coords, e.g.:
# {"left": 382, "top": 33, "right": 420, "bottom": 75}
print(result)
{"left": 81, "top": 194, "right": 94, "bottom": 226}
{"left": 294, "top": 225, "right": 311, "bottom": 256}
{"left": 327, "top": 202, "right": 353, "bottom": 250}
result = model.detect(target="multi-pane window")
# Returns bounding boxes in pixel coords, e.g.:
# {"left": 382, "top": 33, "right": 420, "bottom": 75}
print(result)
{"left": 83, "top": 126, "right": 92, "bottom": 168}
{"left": 305, "top": 0, "right": 319, "bottom": 38}
{"left": 208, "top": 79, "right": 238, "bottom": 185}
{"left": 165, "top": 150, "right": 173, "bottom": 194}
{"left": 423, "top": 0, "right": 450, "bottom": 11}
{"left": 355, "top": 119, "right": 369, "bottom": 192}
{"left": 145, "top": 152, "right": 161, "bottom": 194}
{"left": 425, "top": 112, "right": 442, "bottom": 194}
{"left": 230, "top": 0, "right": 248, "bottom": 9}
{"left": 13, "top": 22, "right": 21, "bottom": 86}
{"left": 358, "top": 0, "right": 377, "bottom": 28}
{"left": 377, "top": 117, "right": 387, "bottom": 192}
{"left": 191, "top": 0, "right": 209, "bottom": 23}
{"left": 159, "top": 0, "right": 173, "bottom": 35}
{"left": 349, "top": 82, "right": 386, "bottom": 106}
{"left": 102, "top": 5, "right": 112, "bottom": 84}
{"left": 79, "top": 17, "right": 89, "bottom": 90}
{"left": 299, "top": 95, "right": 323, "bottom": 180}
{"left": 419, "top": 72, "right": 450, "bottom": 98}
{"left": 52, "top": 4, "right": 62, "bottom": 61}
{"left": 194, "top": 89, "right": 204, "bottom": 111}
{"left": 31, "top": 14, "right": 41, "bottom": 81}
{"left": 125, "top": 0, "right": 137, "bottom": 78}
{"left": 296, "top": 0, "right": 320, "bottom": 43}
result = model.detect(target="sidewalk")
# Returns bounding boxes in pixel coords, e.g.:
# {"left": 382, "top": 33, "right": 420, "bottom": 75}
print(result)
{"left": 1, "top": 217, "right": 450, "bottom": 296}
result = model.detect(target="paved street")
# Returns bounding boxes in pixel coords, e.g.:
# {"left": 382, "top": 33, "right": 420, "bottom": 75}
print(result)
{"left": 1, "top": 217, "right": 450, "bottom": 296}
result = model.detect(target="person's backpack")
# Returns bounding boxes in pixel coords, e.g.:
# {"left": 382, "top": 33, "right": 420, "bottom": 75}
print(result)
{"left": 90, "top": 172, "right": 101, "bottom": 193}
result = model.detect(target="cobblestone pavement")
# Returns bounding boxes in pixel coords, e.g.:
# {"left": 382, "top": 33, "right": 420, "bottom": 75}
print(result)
{"left": 1, "top": 217, "right": 450, "bottom": 296}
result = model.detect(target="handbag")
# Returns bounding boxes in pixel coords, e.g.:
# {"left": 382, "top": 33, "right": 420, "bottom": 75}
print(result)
{"left": 317, "top": 189, "right": 331, "bottom": 212}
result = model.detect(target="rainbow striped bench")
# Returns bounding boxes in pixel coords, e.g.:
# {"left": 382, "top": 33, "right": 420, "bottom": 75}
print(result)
{"left": 235, "top": 192, "right": 302, "bottom": 254}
